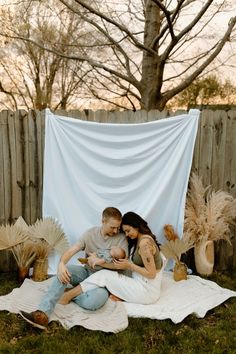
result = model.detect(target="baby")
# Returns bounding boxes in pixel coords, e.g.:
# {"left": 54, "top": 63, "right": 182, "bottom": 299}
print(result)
{"left": 78, "top": 246, "right": 126, "bottom": 268}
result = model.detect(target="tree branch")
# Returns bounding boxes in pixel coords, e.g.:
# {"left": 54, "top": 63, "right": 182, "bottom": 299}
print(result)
{"left": 151, "top": 0, "right": 176, "bottom": 40}
{"left": 0, "top": 80, "right": 18, "bottom": 110}
{"left": 151, "top": 0, "right": 186, "bottom": 48}
{"left": 161, "top": 0, "right": 215, "bottom": 62}
{"left": 2, "top": 33, "right": 142, "bottom": 90}
{"left": 164, "top": 16, "right": 236, "bottom": 101}
{"left": 59, "top": 0, "right": 155, "bottom": 55}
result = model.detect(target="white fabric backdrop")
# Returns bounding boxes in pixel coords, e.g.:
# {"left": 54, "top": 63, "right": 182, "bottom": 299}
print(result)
{"left": 43, "top": 109, "right": 200, "bottom": 273}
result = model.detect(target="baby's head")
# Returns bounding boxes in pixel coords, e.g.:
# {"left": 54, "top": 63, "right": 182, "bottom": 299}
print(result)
{"left": 110, "top": 246, "right": 126, "bottom": 259}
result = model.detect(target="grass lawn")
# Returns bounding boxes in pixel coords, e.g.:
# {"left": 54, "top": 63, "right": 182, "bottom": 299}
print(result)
{"left": 0, "top": 271, "right": 236, "bottom": 354}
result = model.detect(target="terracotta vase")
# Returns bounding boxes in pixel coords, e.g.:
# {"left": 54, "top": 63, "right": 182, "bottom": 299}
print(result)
{"left": 194, "top": 239, "right": 214, "bottom": 276}
{"left": 18, "top": 266, "right": 30, "bottom": 283}
{"left": 173, "top": 262, "right": 188, "bottom": 281}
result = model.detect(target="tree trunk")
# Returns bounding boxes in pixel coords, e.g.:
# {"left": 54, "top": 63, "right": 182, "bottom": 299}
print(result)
{"left": 140, "top": 1, "right": 164, "bottom": 111}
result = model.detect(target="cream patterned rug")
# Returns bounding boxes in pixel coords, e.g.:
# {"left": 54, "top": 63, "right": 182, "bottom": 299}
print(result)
{"left": 0, "top": 272, "right": 235, "bottom": 333}
{"left": 0, "top": 277, "right": 128, "bottom": 333}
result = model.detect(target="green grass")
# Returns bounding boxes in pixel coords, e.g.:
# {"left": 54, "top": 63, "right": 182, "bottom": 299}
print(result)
{"left": 0, "top": 272, "right": 236, "bottom": 354}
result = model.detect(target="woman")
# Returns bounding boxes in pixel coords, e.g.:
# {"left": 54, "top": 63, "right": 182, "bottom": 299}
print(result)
{"left": 59, "top": 212, "right": 165, "bottom": 305}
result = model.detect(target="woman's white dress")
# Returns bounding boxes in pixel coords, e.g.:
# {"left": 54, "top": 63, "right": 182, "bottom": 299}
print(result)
{"left": 80, "top": 252, "right": 166, "bottom": 304}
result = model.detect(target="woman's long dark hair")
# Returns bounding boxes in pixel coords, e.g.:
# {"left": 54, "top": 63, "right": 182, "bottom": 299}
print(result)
{"left": 121, "top": 212, "right": 159, "bottom": 257}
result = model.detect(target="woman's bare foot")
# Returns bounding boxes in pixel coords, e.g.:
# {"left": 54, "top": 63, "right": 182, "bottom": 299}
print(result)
{"left": 109, "top": 294, "right": 123, "bottom": 302}
{"left": 58, "top": 284, "right": 82, "bottom": 305}
{"left": 58, "top": 292, "right": 71, "bottom": 305}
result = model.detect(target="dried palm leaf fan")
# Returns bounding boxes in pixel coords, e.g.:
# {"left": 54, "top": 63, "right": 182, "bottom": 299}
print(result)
{"left": 161, "top": 225, "right": 194, "bottom": 281}
{"left": 184, "top": 172, "right": 236, "bottom": 276}
{"left": 14, "top": 216, "right": 29, "bottom": 234}
{"left": 29, "top": 217, "right": 69, "bottom": 255}
{"left": 0, "top": 224, "right": 29, "bottom": 250}
{"left": 29, "top": 217, "right": 69, "bottom": 281}
{"left": 0, "top": 219, "right": 35, "bottom": 282}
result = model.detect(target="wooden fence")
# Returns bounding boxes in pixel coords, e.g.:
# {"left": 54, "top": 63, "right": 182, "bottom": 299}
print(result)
{"left": 0, "top": 109, "right": 236, "bottom": 272}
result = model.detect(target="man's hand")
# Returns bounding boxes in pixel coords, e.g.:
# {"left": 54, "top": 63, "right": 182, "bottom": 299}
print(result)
{"left": 87, "top": 253, "right": 103, "bottom": 269}
{"left": 57, "top": 261, "right": 71, "bottom": 284}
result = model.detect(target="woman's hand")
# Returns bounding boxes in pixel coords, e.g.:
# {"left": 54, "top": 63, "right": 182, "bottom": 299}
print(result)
{"left": 113, "top": 258, "right": 132, "bottom": 270}
{"left": 57, "top": 261, "right": 71, "bottom": 284}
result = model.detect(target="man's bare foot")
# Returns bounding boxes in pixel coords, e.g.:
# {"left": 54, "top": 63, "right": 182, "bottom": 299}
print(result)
{"left": 109, "top": 294, "right": 123, "bottom": 302}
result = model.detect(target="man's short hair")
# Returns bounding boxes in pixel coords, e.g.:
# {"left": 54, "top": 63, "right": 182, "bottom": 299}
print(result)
{"left": 102, "top": 207, "right": 122, "bottom": 221}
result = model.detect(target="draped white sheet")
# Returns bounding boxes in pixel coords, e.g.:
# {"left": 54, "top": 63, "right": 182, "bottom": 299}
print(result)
{"left": 43, "top": 109, "right": 200, "bottom": 273}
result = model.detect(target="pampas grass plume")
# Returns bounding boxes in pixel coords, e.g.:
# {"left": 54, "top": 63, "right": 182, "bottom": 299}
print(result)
{"left": 184, "top": 173, "right": 236, "bottom": 245}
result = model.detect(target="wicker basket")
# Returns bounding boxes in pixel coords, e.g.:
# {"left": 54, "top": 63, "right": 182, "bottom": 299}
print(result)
{"left": 173, "top": 262, "right": 187, "bottom": 281}
{"left": 32, "top": 258, "right": 48, "bottom": 281}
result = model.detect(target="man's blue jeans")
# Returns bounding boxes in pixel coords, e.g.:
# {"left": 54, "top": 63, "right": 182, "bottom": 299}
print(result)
{"left": 38, "top": 265, "right": 109, "bottom": 316}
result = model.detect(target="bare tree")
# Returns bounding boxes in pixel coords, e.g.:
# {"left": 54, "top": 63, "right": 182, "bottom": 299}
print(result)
{"left": 2, "top": 0, "right": 236, "bottom": 110}
{"left": 0, "top": 1, "right": 89, "bottom": 110}
{"left": 50, "top": 0, "right": 236, "bottom": 110}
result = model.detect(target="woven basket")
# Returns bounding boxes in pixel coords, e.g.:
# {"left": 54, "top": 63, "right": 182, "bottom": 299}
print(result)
{"left": 173, "top": 262, "right": 187, "bottom": 281}
{"left": 32, "top": 258, "right": 48, "bottom": 281}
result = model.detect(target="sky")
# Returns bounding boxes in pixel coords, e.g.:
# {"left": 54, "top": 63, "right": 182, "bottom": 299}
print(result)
{"left": 0, "top": 0, "right": 235, "bottom": 109}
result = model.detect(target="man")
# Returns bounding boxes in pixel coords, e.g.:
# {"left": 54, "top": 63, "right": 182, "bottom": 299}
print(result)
{"left": 20, "top": 207, "right": 128, "bottom": 330}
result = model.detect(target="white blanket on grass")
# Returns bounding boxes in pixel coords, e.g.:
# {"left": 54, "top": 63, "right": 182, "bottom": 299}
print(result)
{"left": 43, "top": 109, "right": 200, "bottom": 273}
{"left": 0, "top": 272, "right": 235, "bottom": 333}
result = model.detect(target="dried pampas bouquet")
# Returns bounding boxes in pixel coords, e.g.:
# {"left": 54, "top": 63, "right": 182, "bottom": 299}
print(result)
{"left": 0, "top": 220, "right": 36, "bottom": 282}
{"left": 184, "top": 172, "right": 236, "bottom": 276}
{"left": 11, "top": 241, "right": 36, "bottom": 268}
{"left": 160, "top": 224, "right": 194, "bottom": 281}
{"left": 32, "top": 239, "right": 52, "bottom": 260}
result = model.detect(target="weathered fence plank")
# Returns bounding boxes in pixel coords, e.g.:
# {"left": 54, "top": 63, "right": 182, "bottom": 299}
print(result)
{"left": 226, "top": 110, "right": 236, "bottom": 198}
{"left": 15, "top": 110, "right": 24, "bottom": 221}
{"left": 198, "top": 110, "right": 214, "bottom": 187}
{"left": 0, "top": 114, "right": 6, "bottom": 224}
{"left": 1, "top": 111, "right": 11, "bottom": 223}
{"left": 8, "top": 111, "right": 17, "bottom": 221}
{"left": 36, "top": 110, "right": 44, "bottom": 219}
{"left": 191, "top": 114, "right": 201, "bottom": 174}
{"left": 21, "top": 110, "right": 31, "bottom": 224}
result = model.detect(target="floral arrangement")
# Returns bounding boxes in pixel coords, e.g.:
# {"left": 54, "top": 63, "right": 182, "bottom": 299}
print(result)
{"left": 183, "top": 172, "right": 236, "bottom": 276}
{"left": 0, "top": 216, "right": 69, "bottom": 281}
{"left": 160, "top": 224, "right": 194, "bottom": 281}
{"left": 184, "top": 173, "right": 236, "bottom": 245}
